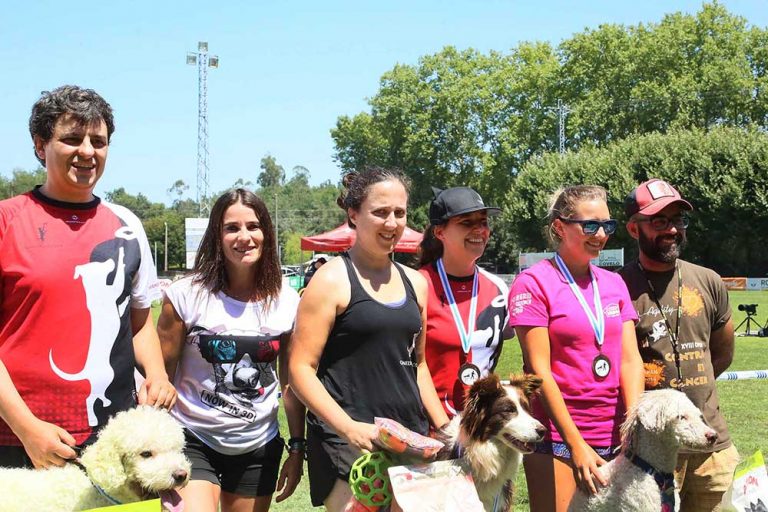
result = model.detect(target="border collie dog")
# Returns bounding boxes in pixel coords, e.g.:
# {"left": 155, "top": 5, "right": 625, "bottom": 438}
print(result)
{"left": 439, "top": 374, "right": 546, "bottom": 512}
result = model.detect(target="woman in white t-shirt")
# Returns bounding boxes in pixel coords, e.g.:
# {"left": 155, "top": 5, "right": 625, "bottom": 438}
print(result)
{"left": 158, "top": 189, "right": 304, "bottom": 512}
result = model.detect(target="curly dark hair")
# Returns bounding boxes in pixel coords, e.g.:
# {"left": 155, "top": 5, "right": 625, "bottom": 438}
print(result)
{"left": 29, "top": 85, "right": 115, "bottom": 166}
{"left": 336, "top": 166, "right": 411, "bottom": 229}
{"left": 193, "top": 189, "right": 282, "bottom": 303}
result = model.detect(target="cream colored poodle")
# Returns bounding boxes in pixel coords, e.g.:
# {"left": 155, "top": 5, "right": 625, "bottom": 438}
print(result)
{"left": 568, "top": 389, "right": 718, "bottom": 512}
{"left": 0, "top": 406, "right": 191, "bottom": 511}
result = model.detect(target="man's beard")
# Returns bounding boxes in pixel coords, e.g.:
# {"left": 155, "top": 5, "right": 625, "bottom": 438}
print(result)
{"left": 638, "top": 229, "right": 686, "bottom": 264}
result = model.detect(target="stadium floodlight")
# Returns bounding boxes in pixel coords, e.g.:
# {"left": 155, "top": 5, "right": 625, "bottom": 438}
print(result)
{"left": 186, "top": 41, "right": 219, "bottom": 216}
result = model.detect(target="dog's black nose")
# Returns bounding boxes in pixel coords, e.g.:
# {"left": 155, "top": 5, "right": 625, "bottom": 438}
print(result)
{"left": 535, "top": 424, "right": 547, "bottom": 439}
{"left": 705, "top": 431, "right": 718, "bottom": 444}
{"left": 173, "top": 469, "right": 188, "bottom": 484}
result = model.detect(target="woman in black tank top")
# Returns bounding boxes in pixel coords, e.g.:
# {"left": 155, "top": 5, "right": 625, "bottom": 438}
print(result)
{"left": 289, "top": 167, "right": 449, "bottom": 510}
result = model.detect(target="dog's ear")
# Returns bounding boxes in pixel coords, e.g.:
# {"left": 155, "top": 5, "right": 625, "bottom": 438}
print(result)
{"left": 620, "top": 398, "right": 641, "bottom": 449}
{"left": 79, "top": 417, "right": 129, "bottom": 493}
{"left": 467, "top": 373, "right": 502, "bottom": 401}
{"left": 508, "top": 374, "right": 542, "bottom": 399}
{"left": 461, "top": 374, "right": 504, "bottom": 441}
{"left": 635, "top": 392, "right": 672, "bottom": 434}
{"left": 622, "top": 390, "right": 669, "bottom": 449}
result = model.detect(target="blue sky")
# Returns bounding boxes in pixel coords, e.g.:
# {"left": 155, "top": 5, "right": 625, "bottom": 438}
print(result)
{"left": 2, "top": 1, "right": 766, "bottom": 204}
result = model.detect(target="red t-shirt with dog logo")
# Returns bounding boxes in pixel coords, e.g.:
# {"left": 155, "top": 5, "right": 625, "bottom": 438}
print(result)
{"left": 421, "top": 264, "right": 509, "bottom": 417}
{"left": 0, "top": 188, "right": 158, "bottom": 446}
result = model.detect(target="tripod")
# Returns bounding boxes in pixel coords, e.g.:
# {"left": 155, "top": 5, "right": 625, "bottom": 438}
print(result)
{"left": 735, "top": 311, "right": 762, "bottom": 337}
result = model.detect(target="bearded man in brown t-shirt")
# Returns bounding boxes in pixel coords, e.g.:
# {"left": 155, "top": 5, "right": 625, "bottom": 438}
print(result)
{"left": 619, "top": 178, "right": 738, "bottom": 512}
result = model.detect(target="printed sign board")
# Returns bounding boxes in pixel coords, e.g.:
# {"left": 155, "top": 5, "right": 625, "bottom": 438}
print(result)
{"left": 722, "top": 277, "right": 747, "bottom": 290}
{"left": 185, "top": 217, "right": 209, "bottom": 270}
{"left": 747, "top": 278, "right": 768, "bottom": 291}
{"left": 519, "top": 249, "right": 624, "bottom": 271}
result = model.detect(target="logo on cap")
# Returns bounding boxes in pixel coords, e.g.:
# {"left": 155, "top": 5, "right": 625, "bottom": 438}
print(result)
{"left": 646, "top": 180, "right": 676, "bottom": 200}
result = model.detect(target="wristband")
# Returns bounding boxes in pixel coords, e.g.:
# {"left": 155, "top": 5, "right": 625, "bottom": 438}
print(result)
{"left": 286, "top": 437, "right": 306, "bottom": 454}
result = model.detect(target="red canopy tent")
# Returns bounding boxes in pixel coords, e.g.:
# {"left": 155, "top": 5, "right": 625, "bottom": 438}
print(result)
{"left": 300, "top": 223, "right": 423, "bottom": 253}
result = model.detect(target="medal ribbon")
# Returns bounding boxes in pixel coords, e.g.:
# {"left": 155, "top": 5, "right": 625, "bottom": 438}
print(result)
{"left": 554, "top": 253, "right": 605, "bottom": 349}
{"left": 436, "top": 258, "right": 479, "bottom": 354}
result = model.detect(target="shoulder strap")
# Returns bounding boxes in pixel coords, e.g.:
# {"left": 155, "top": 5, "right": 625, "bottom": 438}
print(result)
{"left": 340, "top": 252, "right": 365, "bottom": 299}
{"left": 394, "top": 262, "right": 417, "bottom": 302}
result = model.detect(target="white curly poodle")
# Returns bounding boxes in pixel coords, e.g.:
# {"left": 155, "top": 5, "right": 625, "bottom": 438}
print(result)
{"left": 568, "top": 389, "right": 718, "bottom": 512}
{"left": 0, "top": 405, "right": 191, "bottom": 512}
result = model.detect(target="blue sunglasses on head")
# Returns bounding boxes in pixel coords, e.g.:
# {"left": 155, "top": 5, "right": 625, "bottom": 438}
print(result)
{"left": 558, "top": 217, "right": 618, "bottom": 235}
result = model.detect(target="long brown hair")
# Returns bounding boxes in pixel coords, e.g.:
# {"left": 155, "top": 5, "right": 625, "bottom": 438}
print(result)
{"left": 418, "top": 224, "right": 443, "bottom": 267}
{"left": 193, "top": 189, "right": 281, "bottom": 302}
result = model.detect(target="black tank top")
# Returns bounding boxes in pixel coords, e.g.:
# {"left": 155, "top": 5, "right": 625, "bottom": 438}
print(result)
{"left": 307, "top": 253, "right": 429, "bottom": 437}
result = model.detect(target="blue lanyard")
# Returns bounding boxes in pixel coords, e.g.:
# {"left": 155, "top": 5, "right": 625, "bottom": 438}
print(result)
{"left": 554, "top": 254, "right": 605, "bottom": 349}
{"left": 436, "top": 258, "right": 479, "bottom": 354}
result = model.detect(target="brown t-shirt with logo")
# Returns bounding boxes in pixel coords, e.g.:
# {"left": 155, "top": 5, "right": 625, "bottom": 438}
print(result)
{"left": 619, "top": 259, "right": 732, "bottom": 453}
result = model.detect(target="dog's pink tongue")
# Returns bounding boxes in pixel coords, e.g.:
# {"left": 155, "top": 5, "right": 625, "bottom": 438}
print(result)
{"left": 160, "top": 490, "right": 184, "bottom": 512}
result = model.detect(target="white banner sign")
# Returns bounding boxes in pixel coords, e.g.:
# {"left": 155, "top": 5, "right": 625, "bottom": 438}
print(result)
{"left": 519, "top": 249, "right": 624, "bottom": 272}
{"left": 747, "top": 278, "right": 768, "bottom": 291}
{"left": 185, "top": 218, "right": 209, "bottom": 270}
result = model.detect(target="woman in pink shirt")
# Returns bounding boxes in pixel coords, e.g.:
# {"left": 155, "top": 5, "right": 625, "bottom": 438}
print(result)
{"left": 507, "top": 185, "right": 644, "bottom": 512}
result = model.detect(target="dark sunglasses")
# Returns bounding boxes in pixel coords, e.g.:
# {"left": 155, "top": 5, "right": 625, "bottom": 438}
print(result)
{"left": 558, "top": 217, "right": 618, "bottom": 235}
{"left": 635, "top": 214, "right": 690, "bottom": 232}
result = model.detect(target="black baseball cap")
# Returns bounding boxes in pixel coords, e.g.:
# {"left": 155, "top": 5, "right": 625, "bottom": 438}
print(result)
{"left": 429, "top": 186, "right": 501, "bottom": 225}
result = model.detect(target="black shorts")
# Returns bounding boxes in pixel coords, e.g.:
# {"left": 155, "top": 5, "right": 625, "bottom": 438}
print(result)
{"left": 0, "top": 445, "right": 34, "bottom": 469}
{"left": 306, "top": 426, "right": 362, "bottom": 507}
{"left": 184, "top": 430, "right": 283, "bottom": 497}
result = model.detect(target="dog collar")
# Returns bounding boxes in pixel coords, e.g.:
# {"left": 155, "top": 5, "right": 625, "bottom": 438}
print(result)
{"left": 71, "top": 459, "right": 123, "bottom": 506}
{"left": 626, "top": 451, "right": 675, "bottom": 511}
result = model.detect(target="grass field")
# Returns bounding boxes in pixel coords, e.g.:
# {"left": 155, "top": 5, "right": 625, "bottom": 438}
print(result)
{"left": 154, "top": 290, "right": 768, "bottom": 511}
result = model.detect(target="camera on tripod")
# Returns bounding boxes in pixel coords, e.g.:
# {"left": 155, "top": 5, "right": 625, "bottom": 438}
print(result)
{"left": 738, "top": 304, "right": 758, "bottom": 315}
{"left": 736, "top": 303, "right": 767, "bottom": 337}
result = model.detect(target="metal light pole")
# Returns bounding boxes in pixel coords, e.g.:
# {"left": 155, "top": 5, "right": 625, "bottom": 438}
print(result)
{"left": 274, "top": 193, "right": 280, "bottom": 264}
{"left": 164, "top": 222, "right": 169, "bottom": 272}
{"left": 546, "top": 99, "right": 572, "bottom": 154}
{"left": 186, "top": 41, "right": 219, "bottom": 216}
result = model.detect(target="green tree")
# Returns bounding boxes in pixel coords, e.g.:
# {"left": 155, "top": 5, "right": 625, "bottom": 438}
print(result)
{"left": 503, "top": 126, "right": 768, "bottom": 275}
{"left": 0, "top": 167, "right": 47, "bottom": 199}
{"left": 282, "top": 232, "right": 305, "bottom": 265}
{"left": 167, "top": 179, "right": 189, "bottom": 202}
{"left": 258, "top": 155, "right": 285, "bottom": 189}
{"left": 331, "top": 2, "right": 767, "bottom": 269}
{"left": 558, "top": 3, "right": 764, "bottom": 145}
{"left": 289, "top": 166, "right": 310, "bottom": 188}
{"left": 266, "top": 171, "right": 344, "bottom": 264}
{"left": 104, "top": 188, "right": 166, "bottom": 220}
{"left": 103, "top": 187, "right": 186, "bottom": 269}
{"left": 143, "top": 213, "right": 186, "bottom": 270}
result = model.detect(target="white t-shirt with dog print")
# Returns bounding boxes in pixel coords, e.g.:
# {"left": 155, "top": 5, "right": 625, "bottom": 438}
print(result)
{"left": 165, "top": 276, "right": 300, "bottom": 455}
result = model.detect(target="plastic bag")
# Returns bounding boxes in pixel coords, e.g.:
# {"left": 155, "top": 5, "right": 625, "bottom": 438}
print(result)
{"left": 388, "top": 459, "right": 484, "bottom": 512}
{"left": 720, "top": 450, "right": 768, "bottom": 512}
{"left": 373, "top": 417, "right": 443, "bottom": 459}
